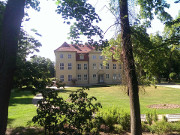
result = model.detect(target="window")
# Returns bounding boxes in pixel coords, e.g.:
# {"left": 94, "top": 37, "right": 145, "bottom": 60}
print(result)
{"left": 84, "top": 64, "right": 87, "bottom": 70}
{"left": 60, "top": 54, "right": 63, "bottom": 58}
{"left": 99, "top": 63, "right": 103, "bottom": 69}
{"left": 60, "top": 75, "right": 64, "bottom": 82}
{"left": 92, "top": 55, "right": 96, "bottom": 59}
{"left": 60, "top": 63, "right": 64, "bottom": 70}
{"left": 118, "top": 74, "right": 121, "bottom": 80}
{"left": 106, "top": 63, "right": 109, "bottom": 69}
{"left": 84, "top": 74, "right": 88, "bottom": 80}
{"left": 68, "top": 75, "right": 72, "bottom": 81}
{"left": 68, "top": 63, "right": 72, "bottom": 70}
{"left": 113, "top": 64, "right": 116, "bottom": 69}
{"left": 113, "top": 74, "right": 117, "bottom": 80}
{"left": 77, "top": 75, "right": 81, "bottom": 80}
{"left": 80, "top": 54, "right": 84, "bottom": 60}
{"left": 93, "top": 74, "right": 96, "bottom": 78}
{"left": 93, "top": 63, "right": 96, "bottom": 69}
{"left": 106, "top": 74, "right": 109, "bottom": 79}
{"left": 119, "top": 64, "right": 121, "bottom": 69}
{"left": 99, "top": 55, "right": 103, "bottom": 59}
{"left": 68, "top": 54, "right": 71, "bottom": 59}
{"left": 77, "top": 64, "right": 81, "bottom": 70}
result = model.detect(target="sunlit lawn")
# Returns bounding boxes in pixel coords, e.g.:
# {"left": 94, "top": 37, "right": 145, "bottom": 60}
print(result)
{"left": 8, "top": 85, "right": 180, "bottom": 127}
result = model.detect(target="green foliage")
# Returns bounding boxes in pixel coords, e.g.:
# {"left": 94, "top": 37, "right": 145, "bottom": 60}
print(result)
{"left": 169, "top": 72, "right": 177, "bottom": 80}
{"left": 98, "top": 108, "right": 130, "bottom": 132}
{"left": 32, "top": 87, "right": 102, "bottom": 134}
{"left": 150, "top": 121, "right": 172, "bottom": 135}
{"left": 14, "top": 55, "right": 55, "bottom": 90}
{"left": 56, "top": 80, "right": 66, "bottom": 88}
{"left": 56, "top": 0, "right": 103, "bottom": 43}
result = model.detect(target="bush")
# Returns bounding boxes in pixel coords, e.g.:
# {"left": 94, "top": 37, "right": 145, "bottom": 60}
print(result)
{"left": 56, "top": 80, "right": 66, "bottom": 88}
{"left": 150, "top": 121, "right": 172, "bottom": 135}
{"left": 32, "top": 87, "right": 102, "bottom": 135}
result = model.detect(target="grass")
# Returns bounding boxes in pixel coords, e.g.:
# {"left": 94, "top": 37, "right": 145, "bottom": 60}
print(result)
{"left": 8, "top": 90, "right": 36, "bottom": 128}
{"left": 8, "top": 85, "right": 180, "bottom": 128}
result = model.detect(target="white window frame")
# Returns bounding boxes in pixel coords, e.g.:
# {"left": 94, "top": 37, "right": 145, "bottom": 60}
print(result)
{"left": 93, "top": 63, "right": 96, "bottom": 69}
{"left": 84, "top": 64, "right": 87, "bottom": 70}
{"left": 68, "top": 75, "right": 72, "bottom": 81}
{"left": 60, "top": 54, "right": 63, "bottom": 58}
{"left": 60, "top": 75, "right": 64, "bottom": 82}
{"left": 113, "top": 74, "right": 117, "bottom": 80}
{"left": 77, "top": 64, "right": 81, "bottom": 70}
{"left": 84, "top": 74, "right": 88, "bottom": 80}
{"left": 68, "top": 54, "right": 71, "bottom": 59}
{"left": 80, "top": 54, "right": 84, "bottom": 60}
{"left": 77, "top": 74, "right": 81, "bottom": 80}
{"left": 60, "top": 63, "right": 64, "bottom": 70}
{"left": 106, "top": 74, "right": 109, "bottom": 79}
{"left": 106, "top": 63, "right": 109, "bottom": 69}
{"left": 68, "top": 63, "right": 72, "bottom": 70}
{"left": 99, "top": 63, "right": 103, "bottom": 69}
{"left": 92, "top": 55, "right": 96, "bottom": 59}
{"left": 113, "top": 64, "right": 116, "bottom": 69}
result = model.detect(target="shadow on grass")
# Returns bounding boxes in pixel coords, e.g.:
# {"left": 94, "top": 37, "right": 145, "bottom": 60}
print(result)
{"left": 57, "top": 89, "right": 74, "bottom": 93}
{"left": 7, "top": 118, "right": 15, "bottom": 125}
{"left": 7, "top": 127, "right": 44, "bottom": 135}
{"left": 9, "top": 98, "right": 33, "bottom": 106}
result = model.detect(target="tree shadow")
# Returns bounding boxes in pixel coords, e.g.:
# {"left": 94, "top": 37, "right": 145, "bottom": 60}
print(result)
{"left": 7, "top": 127, "right": 44, "bottom": 135}
{"left": 9, "top": 98, "right": 33, "bottom": 106}
{"left": 7, "top": 118, "right": 15, "bottom": 125}
{"left": 57, "top": 89, "right": 74, "bottom": 94}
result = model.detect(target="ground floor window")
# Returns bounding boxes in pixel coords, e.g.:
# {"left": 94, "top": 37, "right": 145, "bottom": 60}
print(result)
{"left": 77, "top": 74, "right": 81, "bottom": 80}
{"left": 106, "top": 74, "right": 109, "bottom": 79}
{"left": 84, "top": 74, "right": 88, "bottom": 80}
{"left": 113, "top": 74, "right": 117, "bottom": 80}
{"left": 68, "top": 75, "right": 72, "bottom": 81}
{"left": 60, "top": 75, "right": 64, "bottom": 82}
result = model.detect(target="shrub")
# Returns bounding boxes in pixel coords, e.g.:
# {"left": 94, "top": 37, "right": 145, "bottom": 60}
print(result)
{"left": 150, "top": 121, "right": 172, "bottom": 135}
{"left": 56, "top": 80, "right": 66, "bottom": 88}
{"left": 32, "top": 87, "right": 102, "bottom": 135}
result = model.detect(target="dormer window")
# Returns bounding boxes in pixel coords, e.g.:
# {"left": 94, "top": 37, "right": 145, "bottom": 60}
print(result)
{"left": 80, "top": 54, "right": 84, "bottom": 60}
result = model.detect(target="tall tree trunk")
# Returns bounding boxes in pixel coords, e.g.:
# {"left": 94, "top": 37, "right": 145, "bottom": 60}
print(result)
{"left": 0, "top": 0, "right": 25, "bottom": 134}
{"left": 119, "top": 0, "right": 142, "bottom": 134}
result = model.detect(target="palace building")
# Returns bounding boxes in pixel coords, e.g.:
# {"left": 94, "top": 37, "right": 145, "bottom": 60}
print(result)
{"left": 54, "top": 42, "right": 121, "bottom": 85}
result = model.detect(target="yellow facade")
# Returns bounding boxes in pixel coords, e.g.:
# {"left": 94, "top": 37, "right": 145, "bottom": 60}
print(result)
{"left": 54, "top": 43, "right": 121, "bottom": 86}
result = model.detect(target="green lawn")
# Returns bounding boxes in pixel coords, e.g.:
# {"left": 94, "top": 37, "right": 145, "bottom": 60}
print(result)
{"left": 8, "top": 85, "right": 180, "bottom": 128}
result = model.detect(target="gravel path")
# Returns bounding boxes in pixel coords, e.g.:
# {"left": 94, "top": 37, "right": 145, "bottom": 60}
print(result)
{"left": 156, "top": 84, "right": 180, "bottom": 89}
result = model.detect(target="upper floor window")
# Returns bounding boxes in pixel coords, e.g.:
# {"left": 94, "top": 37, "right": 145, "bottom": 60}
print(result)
{"left": 77, "top": 74, "right": 81, "bottom": 80}
{"left": 113, "top": 64, "right": 116, "bottom": 69}
{"left": 119, "top": 64, "right": 121, "bottom": 69}
{"left": 106, "top": 74, "right": 109, "bottom": 79}
{"left": 84, "top": 64, "right": 87, "bottom": 70}
{"left": 68, "top": 63, "right": 72, "bottom": 70}
{"left": 77, "top": 64, "right": 81, "bottom": 70}
{"left": 92, "top": 55, "right": 96, "bottom": 59}
{"left": 60, "top": 63, "right": 64, "bottom": 70}
{"left": 93, "top": 63, "right": 96, "bottom": 69}
{"left": 106, "top": 63, "right": 109, "bottom": 69}
{"left": 99, "top": 63, "right": 103, "bottom": 69}
{"left": 60, "top": 75, "right": 64, "bottom": 82}
{"left": 84, "top": 74, "right": 88, "bottom": 80}
{"left": 60, "top": 54, "right": 63, "bottom": 58}
{"left": 68, "top": 54, "right": 71, "bottom": 59}
{"left": 99, "top": 55, "right": 103, "bottom": 59}
{"left": 68, "top": 75, "right": 72, "bottom": 81}
{"left": 80, "top": 54, "right": 84, "bottom": 60}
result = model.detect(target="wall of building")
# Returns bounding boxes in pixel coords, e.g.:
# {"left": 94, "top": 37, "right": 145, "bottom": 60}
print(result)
{"left": 55, "top": 51, "right": 76, "bottom": 85}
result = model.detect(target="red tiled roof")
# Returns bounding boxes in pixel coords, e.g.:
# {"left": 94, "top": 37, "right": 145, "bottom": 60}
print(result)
{"left": 54, "top": 42, "right": 95, "bottom": 53}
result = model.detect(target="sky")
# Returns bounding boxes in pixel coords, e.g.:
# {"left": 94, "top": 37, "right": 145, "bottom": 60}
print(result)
{"left": 21, "top": 0, "right": 180, "bottom": 62}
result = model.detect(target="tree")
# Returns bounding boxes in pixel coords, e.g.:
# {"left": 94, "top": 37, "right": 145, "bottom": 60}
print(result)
{"left": 0, "top": 0, "right": 25, "bottom": 134}
{"left": 0, "top": 0, "right": 40, "bottom": 134}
